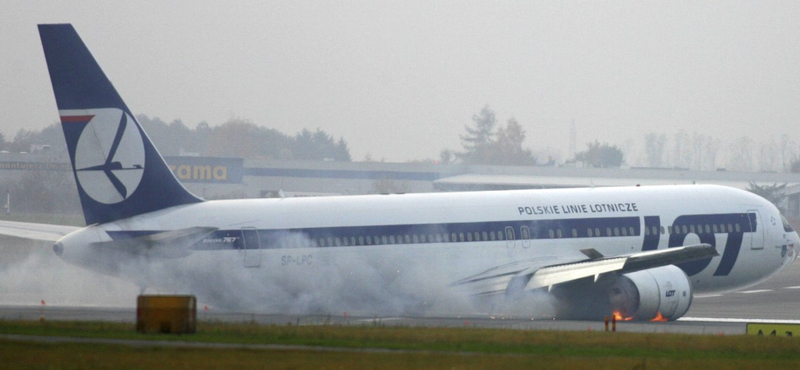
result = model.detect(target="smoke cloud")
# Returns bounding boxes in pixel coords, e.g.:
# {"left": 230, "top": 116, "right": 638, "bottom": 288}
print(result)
{"left": 1, "top": 236, "right": 560, "bottom": 318}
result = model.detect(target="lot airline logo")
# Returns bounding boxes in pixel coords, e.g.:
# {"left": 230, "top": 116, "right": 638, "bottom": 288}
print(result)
{"left": 61, "top": 108, "right": 145, "bottom": 204}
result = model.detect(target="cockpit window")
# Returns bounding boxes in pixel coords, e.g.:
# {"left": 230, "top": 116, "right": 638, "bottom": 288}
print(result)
{"left": 782, "top": 216, "right": 794, "bottom": 232}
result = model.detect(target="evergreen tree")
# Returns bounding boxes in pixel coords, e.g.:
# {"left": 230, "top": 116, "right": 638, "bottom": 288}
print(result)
{"left": 576, "top": 141, "right": 624, "bottom": 168}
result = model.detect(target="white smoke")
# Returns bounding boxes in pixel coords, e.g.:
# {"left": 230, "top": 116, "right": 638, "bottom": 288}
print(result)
{"left": 0, "top": 236, "right": 560, "bottom": 319}
{"left": 0, "top": 239, "right": 138, "bottom": 307}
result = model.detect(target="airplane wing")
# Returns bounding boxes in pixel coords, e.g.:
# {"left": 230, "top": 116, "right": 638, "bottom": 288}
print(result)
{"left": 0, "top": 220, "right": 80, "bottom": 242}
{"left": 455, "top": 244, "right": 717, "bottom": 296}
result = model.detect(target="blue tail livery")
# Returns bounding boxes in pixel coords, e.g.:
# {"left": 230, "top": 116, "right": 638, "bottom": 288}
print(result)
{"left": 38, "top": 24, "right": 201, "bottom": 225}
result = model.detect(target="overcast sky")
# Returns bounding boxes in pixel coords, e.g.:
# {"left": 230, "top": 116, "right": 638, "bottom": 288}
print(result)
{"left": 2, "top": 1, "right": 799, "bottom": 163}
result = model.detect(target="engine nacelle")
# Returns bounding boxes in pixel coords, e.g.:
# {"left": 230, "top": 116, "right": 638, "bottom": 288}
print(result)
{"left": 608, "top": 265, "right": 693, "bottom": 321}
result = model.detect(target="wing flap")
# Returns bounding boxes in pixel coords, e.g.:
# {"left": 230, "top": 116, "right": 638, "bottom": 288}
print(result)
{"left": 452, "top": 256, "right": 577, "bottom": 296}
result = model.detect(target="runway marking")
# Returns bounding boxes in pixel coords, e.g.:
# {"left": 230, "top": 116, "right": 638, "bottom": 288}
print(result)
{"left": 693, "top": 294, "right": 722, "bottom": 298}
{"left": 782, "top": 286, "right": 800, "bottom": 290}
{"left": 679, "top": 317, "right": 800, "bottom": 325}
{"left": 735, "top": 289, "right": 773, "bottom": 294}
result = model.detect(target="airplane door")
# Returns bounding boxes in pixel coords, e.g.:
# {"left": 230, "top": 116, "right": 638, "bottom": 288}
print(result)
{"left": 748, "top": 210, "right": 764, "bottom": 250}
{"left": 520, "top": 226, "right": 531, "bottom": 248}
{"left": 242, "top": 227, "right": 262, "bottom": 268}
{"left": 505, "top": 226, "right": 516, "bottom": 248}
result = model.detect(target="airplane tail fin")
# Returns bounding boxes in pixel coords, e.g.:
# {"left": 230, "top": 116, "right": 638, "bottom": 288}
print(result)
{"left": 38, "top": 24, "right": 202, "bottom": 225}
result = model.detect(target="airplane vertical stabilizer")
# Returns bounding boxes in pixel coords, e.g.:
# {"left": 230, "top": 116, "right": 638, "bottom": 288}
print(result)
{"left": 38, "top": 24, "right": 202, "bottom": 225}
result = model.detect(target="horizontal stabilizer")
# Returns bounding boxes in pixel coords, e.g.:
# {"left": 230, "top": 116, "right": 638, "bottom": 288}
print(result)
{"left": 93, "top": 227, "right": 217, "bottom": 259}
{"left": 0, "top": 220, "right": 79, "bottom": 242}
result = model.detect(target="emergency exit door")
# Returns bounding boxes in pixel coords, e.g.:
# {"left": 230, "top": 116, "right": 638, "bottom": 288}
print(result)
{"left": 242, "top": 227, "right": 261, "bottom": 268}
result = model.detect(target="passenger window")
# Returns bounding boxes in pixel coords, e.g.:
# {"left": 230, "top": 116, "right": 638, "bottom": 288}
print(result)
{"left": 381, "top": 236, "right": 387, "bottom": 244}
{"left": 727, "top": 224, "right": 733, "bottom": 232}
{"left": 572, "top": 229, "right": 578, "bottom": 238}
{"left": 735, "top": 224, "right": 741, "bottom": 232}
{"left": 358, "top": 236, "right": 364, "bottom": 245}
{"left": 712, "top": 224, "right": 718, "bottom": 233}
{"left": 443, "top": 234, "right": 449, "bottom": 242}
{"left": 595, "top": 228, "right": 601, "bottom": 237}
{"left": 467, "top": 233, "right": 473, "bottom": 241}
{"left": 459, "top": 233, "right": 465, "bottom": 242}
{"left": 588, "top": 228, "right": 594, "bottom": 237}
{"left": 645, "top": 227, "right": 650, "bottom": 236}
{"left": 473, "top": 232, "right": 479, "bottom": 241}
{"left": 549, "top": 229, "right": 554, "bottom": 238}
{"left": 497, "top": 231, "right": 504, "bottom": 241}
{"left": 690, "top": 226, "right": 695, "bottom": 234}
{"left": 481, "top": 232, "right": 488, "bottom": 241}
{"left": 421, "top": 234, "right": 427, "bottom": 243}
{"left": 490, "top": 232, "right": 496, "bottom": 241}
{"left": 451, "top": 233, "right": 457, "bottom": 242}
{"left": 614, "top": 227, "right": 619, "bottom": 236}
{"left": 389, "top": 236, "right": 395, "bottom": 244}
{"left": 660, "top": 226, "right": 665, "bottom": 234}
{"left": 557, "top": 229, "right": 563, "bottom": 238}
{"left": 319, "top": 238, "right": 326, "bottom": 247}
{"left": 682, "top": 226, "right": 688, "bottom": 234}
{"left": 606, "top": 228, "right": 612, "bottom": 236}
{"left": 705, "top": 225, "right": 710, "bottom": 233}
{"left": 437, "top": 234, "right": 443, "bottom": 243}
{"left": 629, "top": 227, "right": 635, "bottom": 236}
{"left": 621, "top": 227, "right": 627, "bottom": 236}
{"left": 366, "top": 236, "right": 372, "bottom": 245}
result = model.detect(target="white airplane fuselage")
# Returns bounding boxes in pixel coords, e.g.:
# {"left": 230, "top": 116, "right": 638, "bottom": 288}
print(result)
{"left": 55, "top": 184, "right": 798, "bottom": 310}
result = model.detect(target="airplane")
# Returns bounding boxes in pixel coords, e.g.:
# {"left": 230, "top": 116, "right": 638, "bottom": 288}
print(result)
{"left": 0, "top": 23, "right": 796, "bottom": 321}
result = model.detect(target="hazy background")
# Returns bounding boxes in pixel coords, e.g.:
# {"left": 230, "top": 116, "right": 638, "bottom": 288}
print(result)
{"left": 2, "top": 1, "right": 799, "bottom": 163}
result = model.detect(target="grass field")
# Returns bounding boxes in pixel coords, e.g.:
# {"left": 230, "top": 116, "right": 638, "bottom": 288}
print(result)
{"left": 2, "top": 320, "right": 800, "bottom": 369}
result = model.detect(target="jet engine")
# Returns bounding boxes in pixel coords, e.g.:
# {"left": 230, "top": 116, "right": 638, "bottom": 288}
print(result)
{"left": 548, "top": 265, "right": 693, "bottom": 321}
{"left": 606, "top": 265, "right": 693, "bottom": 321}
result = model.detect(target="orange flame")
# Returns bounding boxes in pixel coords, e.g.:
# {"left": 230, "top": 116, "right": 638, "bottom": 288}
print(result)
{"left": 612, "top": 311, "right": 634, "bottom": 321}
{"left": 650, "top": 312, "right": 668, "bottom": 322}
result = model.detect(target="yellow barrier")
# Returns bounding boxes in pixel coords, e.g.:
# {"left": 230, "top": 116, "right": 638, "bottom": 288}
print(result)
{"left": 746, "top": 323, "right": 799, "bottom": 337}
{"left": 136, "top": 295, "right": 196, "bottom": 334}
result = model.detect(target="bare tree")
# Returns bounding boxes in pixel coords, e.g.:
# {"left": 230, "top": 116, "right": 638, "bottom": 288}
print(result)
{"left": 728, "top": 136, "right": 755, "bottom": 172}
{"left": 644, "top": 133, "right": 667, "bottom": 168}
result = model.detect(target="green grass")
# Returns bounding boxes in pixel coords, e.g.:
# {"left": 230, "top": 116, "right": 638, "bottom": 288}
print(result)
{"left": 2, "top": 320, "right": 800, "bottom": 369}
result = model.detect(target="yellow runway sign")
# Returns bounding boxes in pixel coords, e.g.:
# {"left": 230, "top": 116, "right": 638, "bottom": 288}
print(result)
{"left": 746, "top": 323, "right": 799, "bottom": 337}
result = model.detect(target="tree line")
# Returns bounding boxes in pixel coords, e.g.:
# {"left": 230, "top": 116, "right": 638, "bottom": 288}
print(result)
{"left": 441, "top": 105, "right": 624, "bottom": 168}
{"left": 0, "top": 115, "right": 352, "bottom": 162}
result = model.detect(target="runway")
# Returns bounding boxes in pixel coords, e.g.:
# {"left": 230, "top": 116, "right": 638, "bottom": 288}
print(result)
{"left": 1, "top": 243, "right": 798, "bottom": 335}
